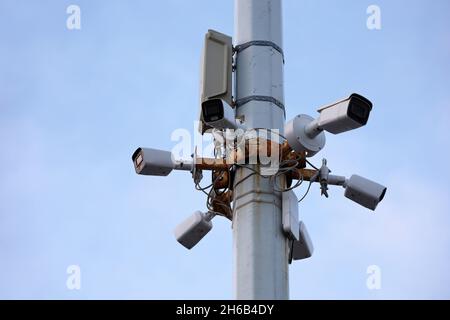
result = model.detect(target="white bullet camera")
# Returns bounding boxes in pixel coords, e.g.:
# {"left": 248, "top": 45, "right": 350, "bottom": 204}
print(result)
{"left": 201, "top": 98, "right": 241, "bottom": 130}
{"left": 174, "top": 211, "right": 215, "bottom": 250}
{"left": 315, "top": 167, "right": 387, "bottom": 211}
{"left": 344, "top": 175, "right": 387, "bottom": 211}
{"left": 305, "top": 93, "right": 373, "bottom": 136}
{"left": 198, "top": 30, "right": 233, "bottom": 134}
{"left": 285, "top": 94, "right": 372, "bottom": 157}
{"left": 292, "top": 222, "right": 314, "bottom": 261}
{"left": 132, "top": 147, "right": 192, "bottom": 176}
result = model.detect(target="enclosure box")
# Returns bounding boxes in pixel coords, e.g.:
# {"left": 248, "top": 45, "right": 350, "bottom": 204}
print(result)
{"left": 199, "top": 30, "right": 233, "bottom": 133}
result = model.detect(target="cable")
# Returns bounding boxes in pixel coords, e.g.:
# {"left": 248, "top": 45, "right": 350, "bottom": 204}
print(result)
{"left": 272, "top": 161, "right": 302, "bottom": 192}
{"left": 233, "top": 172, "right": 258, "bottom": 189}
{"left": 283, "top": 174, "right": 303, "bottom": 190}
{"left": 195, "top": 181, "right": 213, "bottom": 196}
{"left": 305, "top": 159, "right": 320, "bottom": 171}
{"left": 199, "top": 135, "right": 318, "bottom": 214}
{"left": 196, "top": 169, "right": 232, "bottom": 218}
{"left": 234, "top": 164, "right": 273, "bottom": 179}
{"left": 271, "top": 154, "right": 305, "bottom": 192}
{"left": 235, "top": 155, "right": 305, "bottom": 193}
{"left": 206, "top": 187, "right": 232, "bottom": 218}
{"left": 197, "top": 173, "right": 227, "bottom": 199}
{"left": 298, "top": 181, "right": 313, "bottom": 203}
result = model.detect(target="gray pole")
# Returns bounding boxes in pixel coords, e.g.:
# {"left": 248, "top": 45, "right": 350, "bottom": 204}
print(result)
{"left": 233, "top": 0, "right": 289, "bottom": 299}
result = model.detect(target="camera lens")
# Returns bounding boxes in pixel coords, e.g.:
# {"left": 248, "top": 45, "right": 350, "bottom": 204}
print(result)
{"left": 202, "top": 99, "right": 224, "bottom": 122}
{"left": 348, "top": 95, "right": 372, "bottom": 125}
{"left": 136, "top": 153, "right": 143, "bottom": 168}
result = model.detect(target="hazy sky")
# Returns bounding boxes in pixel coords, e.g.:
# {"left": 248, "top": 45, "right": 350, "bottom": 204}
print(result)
{"left": 1, "top": 0, "right": 450, "bottom": 299}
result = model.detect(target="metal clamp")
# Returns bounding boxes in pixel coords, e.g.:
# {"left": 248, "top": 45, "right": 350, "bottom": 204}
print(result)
{"left": 234, "top": 40, "right": 285, "bottom": 63}
{"left": 318, "top": 159, "right": 331, "bottom": 198}
{"left": 235, "top": 95, "right": 286, "bottom": 117}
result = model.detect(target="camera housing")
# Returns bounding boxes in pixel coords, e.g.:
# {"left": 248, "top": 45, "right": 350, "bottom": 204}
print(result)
{"left": 201, "top": 98, "right": 239, "bottom": 130}
{"left": 174, "top": 211, "right": 214, "bottom": 250}
{"left": 344, "top": 175, "right": 387, "bottom": 211}
{"left": 305, "top": 93, "right": 373, "bottom": 137}
{"left": 292, "top": 222, "right": 314, "bottom": 261}
{"left": 132, "top": 147, "right": 192, "bottom": 177}
{"left": 282, "top": 190, "right": 300, "bottom": 241}
{"left": 198, "top": 30, "right": 233, "bottom": 134}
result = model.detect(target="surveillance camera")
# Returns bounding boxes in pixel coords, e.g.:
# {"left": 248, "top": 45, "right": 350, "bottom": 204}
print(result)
{"left": 201, "top": 99, "right": 240, "bottom": 130}
{"left": 285, "top": 114, "right": 326, "bottom": 157}
{"left": 305, "top": 93, "right": 373, "bottom": 137}
{"left": 312, "top": 169, "right": 387, "bottom": 211}
{"left": 344, "top": 175, "right": 387, "bottom": 211}
{"left": 132, "top": 147, "right": 192, "bottom": 177}
{"left": 285, "top": 94, "right": 372, "bottom": 157}
{"left": 198, "top": 30, "right": 233, "bottom": 134}
{"left": 174, "top": 211, "right": 215, "bottom": 250}
{"left": 291, "top": 222, "right": 314, "bottom": 261}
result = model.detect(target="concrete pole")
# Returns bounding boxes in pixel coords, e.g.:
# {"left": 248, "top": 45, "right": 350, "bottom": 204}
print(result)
{"left": 233, "top": 0, "right": 289, "bottom": 299}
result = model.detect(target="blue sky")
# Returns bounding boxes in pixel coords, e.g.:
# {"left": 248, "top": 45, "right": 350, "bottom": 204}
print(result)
{"left": 1, "top": 0, "right": 449, "bottom": 299}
